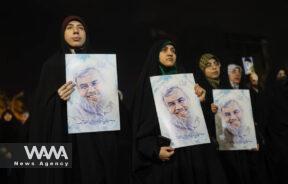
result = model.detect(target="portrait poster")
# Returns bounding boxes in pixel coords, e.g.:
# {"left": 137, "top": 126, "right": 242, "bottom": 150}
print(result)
{"left": 242, "top": 56, "right": 254, "bottom": 75}
{"left": 213, "top": 89, "right": 257, "bottom": 150}
{"left": 150, "top": 74, "right": 210, "bottom": 148}
{"left": 65, "top": 54, "right": 120, "bottom": 134}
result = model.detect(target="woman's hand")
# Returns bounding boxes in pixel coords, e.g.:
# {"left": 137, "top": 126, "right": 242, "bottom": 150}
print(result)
{"left": 57, "top": 81, "right": 75, "bottom": 101}
{"left": 159, "top": 146, "right": 175, "bottom": 161}
{"left": 211, "top": 103, "right": 218, "bottom": 113}
{"left": 194, "top": 84, "right": 206, "bottom": 102}
{"left": 251, "top": 144, "right": 260, "bottom": 151}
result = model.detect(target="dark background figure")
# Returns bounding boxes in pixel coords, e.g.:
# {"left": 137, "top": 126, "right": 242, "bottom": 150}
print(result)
{"left": 275, "top": 67, "right": 287, "bottom": 81}
{"left": 262, "top": 64, "right": 288, "bottom": 184}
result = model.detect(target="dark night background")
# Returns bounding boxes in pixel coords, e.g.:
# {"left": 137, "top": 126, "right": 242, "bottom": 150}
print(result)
{"left": 1, "top": 0, "right": 288, "bottom": 105}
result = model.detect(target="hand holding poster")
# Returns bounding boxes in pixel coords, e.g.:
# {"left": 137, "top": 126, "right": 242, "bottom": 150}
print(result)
{"left": 242, "top": 56, "right": 254, "bottom": 75}
{"left": 66, "top": 54, "right": 120, "bottom": 134}
{"left": 150, "top": 74, "right": 210, "bottom": 148}
{"left": 213, "top": 89, "right": 257, "bottom": 150}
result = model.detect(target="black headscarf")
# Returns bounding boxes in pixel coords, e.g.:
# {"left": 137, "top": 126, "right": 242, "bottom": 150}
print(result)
{"left": 133, "top": 39, "right": 183, "bottom": 103}
{"left": 139, "top": 40, "right": 178, "bottom": 77}
{"left": 132, "top": 39, "right": 183, "bottom": 134}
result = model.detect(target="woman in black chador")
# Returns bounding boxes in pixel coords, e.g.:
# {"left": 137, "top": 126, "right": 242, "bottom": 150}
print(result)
{"left": 262, "top": 64, "right": 288, "bottom": 184}
{"left": 25, "top": 15, "right": 129, "bottom": 184}
{"left": 131, "top": 40, "right": 228, "bottom": 184}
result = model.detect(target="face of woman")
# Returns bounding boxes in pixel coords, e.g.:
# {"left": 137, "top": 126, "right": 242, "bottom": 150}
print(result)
{"left": 228, "top": 68, "right": 242, "bottom": 84}
{"left": 64, "top": 20, "right": 86, "bottom": 48}
{"left": 159, "top": 44, "right": 177, "bottom": 67}
{"left": 204, "top": 58, "right": 221, "bottom": 79}
{"left": 277, "top": 69, "right": 287, "bottom": 80}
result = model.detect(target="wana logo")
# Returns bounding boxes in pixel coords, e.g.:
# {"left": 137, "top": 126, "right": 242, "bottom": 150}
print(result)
{"left": 24, "top": 146, "right": 68, "bottom": 160}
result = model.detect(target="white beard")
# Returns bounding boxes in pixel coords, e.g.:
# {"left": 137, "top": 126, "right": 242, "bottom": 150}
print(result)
{"left": 80, "top": 97, "right": 105, "bottom": 117}
{"left": 226, "top": 123, "right": 248, "bottom": 144}
{"left": 171, "top": 110, "right": 200, "bottom": 133}
{"left": 76, "top": 98, "right": 114, "bottom": 126}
